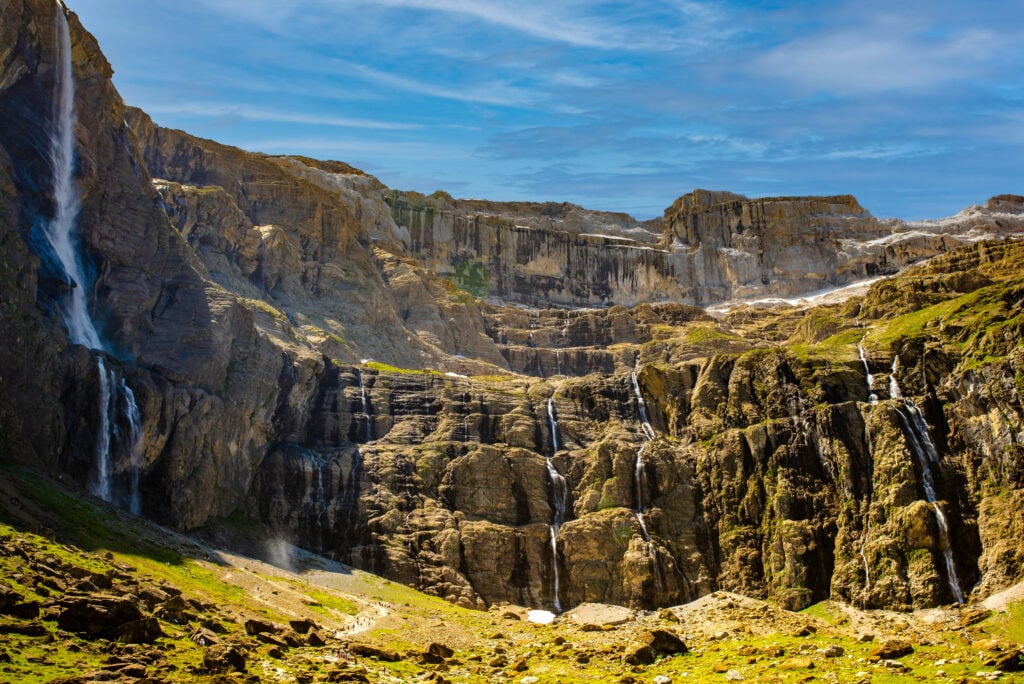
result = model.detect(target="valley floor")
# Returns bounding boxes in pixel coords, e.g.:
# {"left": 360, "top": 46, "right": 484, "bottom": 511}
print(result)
{"left": 0, "top": 466, "right": 1021, "bottom": 683}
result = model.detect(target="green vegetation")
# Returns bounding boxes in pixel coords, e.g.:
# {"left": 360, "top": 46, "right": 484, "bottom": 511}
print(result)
{"left": 452, "top": 259, "right": 489, "bottom": 299}
{"left": 362, "top": 360, "right": 442, "bottom": 376}
{"left": 683, "top": 324, "right": 744, "bottom": 344}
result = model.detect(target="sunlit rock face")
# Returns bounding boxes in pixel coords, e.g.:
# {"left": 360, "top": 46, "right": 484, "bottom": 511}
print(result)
{"left": 387, "top": 188, "right": 1024, "bottom": 309}
{"left": 2, "top": 0, "right": 1024, "bottom": 616}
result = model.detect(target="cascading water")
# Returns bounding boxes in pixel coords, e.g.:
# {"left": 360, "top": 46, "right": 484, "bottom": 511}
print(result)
{"left": 889, "top": 356, "right": 901, "bottom": 400}
{"left": 630, "top": 371, "right": 663, "bottom": 587}
{"left": 631, "top": 372, "right": 657, "bottom": 441}
{"left": 43, "top": 3, "right": 103, "bottom": 350}
{"left": 358, "top": 370, "right": 373, "bottom": 441}
{"left": 858, "top": 341, "right": 878, "bottom": 405}
{"left": 895, "top": 402, "right": 966, "bottom": 603}
{"left": 92, "top": 358, "right": 114, "bottom": 502}
{"left": 857, "top": 398, "right": 877, "bottom": 604}
{"left": 46, "top": 6, "right": 144, "bottom": 514}
{"left": 630, "top": 372, "right": 655, "bottom": 539}
{"left": 545, "top": 397, "right": 567, "bottom": 612}
{"left": 121, "top": 376, "right": 143, "bottom": 515}
{"left": 92, "top": 358, "right": 144, "bottom": 513}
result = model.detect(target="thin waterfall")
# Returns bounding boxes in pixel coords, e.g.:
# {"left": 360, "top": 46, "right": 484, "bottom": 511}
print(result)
{"left": 858, "top": 341, "right": 878, "bottom": 405}
{"left": 121, "top": 377, "right": 143, "bottom": 515}
{"left": 358, "top": 370, "right": 373, "bottom": 441}
{"left": 895, "top": 403, "right": 965, "bottom": 603}
{"left": 859, "top": 415, "right": 874, "bottom": 604}
{"left": 631, "top": 372, "right": 657, "bottom": 441}
{"left": 547, "top": 397, "right": 560, "bottom": 453}
{"left": 314, "top": 455, "right": 327, "bottom": 551}
{"left": 92, "top": 357, "right": 144, "bottom": 513}
{"left": 889, "top": 356, "right": 901, "bottom": 400}
{"left": 630, "top": 372, "right": 655, "bottom": 538}
{"left": 44, "top": 4, "right": 102, "bottom": 350}
{"left": 630, "top": 371, "right": 662, "bottom": 588}
{"left": 545, "top": 397, "right": 567, "bottom": 612}
{"left": 92, "top": 358, "right": 114, "bottom": 501}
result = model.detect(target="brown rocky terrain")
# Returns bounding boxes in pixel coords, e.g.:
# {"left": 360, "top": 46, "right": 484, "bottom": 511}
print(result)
{"left": 2, "top": 0, "right": 1024, "bottom": 648}
{"left": 1, "top": 467, "right": 1022, "bottom": 683}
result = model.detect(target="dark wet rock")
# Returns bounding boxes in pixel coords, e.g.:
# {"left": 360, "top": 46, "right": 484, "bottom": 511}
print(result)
{"left": 202, "top": 644, "right": 247, "bottom": 673}
{"left": 56, "top": 594, "right": 144, "bottom": 638}
{"left": 243, "top": 618, "right": 277, "bottom": 636}
{"left": 117, "top": 617, "right": 163, "bottom": 644}
{"left": 421, "top": 642, "right": 455, "bottom": 664}
{"left": 289, "top": 618, "right": 317, "bottom": 634}
{"left": 990, "top": 649, "right": 1023, "bottom": 672}
{"left": 348, "top": 642, "right": 401, "bottom": 661}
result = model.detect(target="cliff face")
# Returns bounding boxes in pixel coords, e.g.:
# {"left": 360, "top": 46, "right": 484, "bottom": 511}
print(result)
{"left": 248, "top": 242, "right": 1024, "bottom": 611}
{"left": 2, "top": 0, "right": 1023, "bottom": 616}
{"left": 390, "top": 188, "right": 1024, "bottom": 307}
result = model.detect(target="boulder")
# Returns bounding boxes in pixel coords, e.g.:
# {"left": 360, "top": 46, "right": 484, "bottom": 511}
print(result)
{"left": 117, "top": 617, "right": 163, "bottom": 644}
{"left": 203, "top": 644, "right": 247, "bottom": 673}
{"left": 57, "top": 594, "right": 144, "bottom": 637}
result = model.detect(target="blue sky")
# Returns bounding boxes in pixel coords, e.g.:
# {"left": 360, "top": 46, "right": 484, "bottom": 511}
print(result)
{"left": 72, "top": 0, "right": 1023, "bottom": 220}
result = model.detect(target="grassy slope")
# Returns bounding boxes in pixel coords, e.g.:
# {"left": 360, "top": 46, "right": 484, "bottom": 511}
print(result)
{"left": 0, "top": 465, "right": 1021, "bottom": 683}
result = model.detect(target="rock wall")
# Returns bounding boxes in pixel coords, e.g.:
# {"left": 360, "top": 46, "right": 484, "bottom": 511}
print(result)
{"left": 390, "top": 188, "right": 1024, "bottom": 308}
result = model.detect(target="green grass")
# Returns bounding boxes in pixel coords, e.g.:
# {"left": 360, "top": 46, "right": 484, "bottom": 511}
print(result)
{"left": 363, "top": 360, "right": 443, "bottom": 376}
{"left": 684, "top": 324, "right": 744, "bottom": 344}
{"left": 984, "top": 599, "right": 1024, "bottom": 643}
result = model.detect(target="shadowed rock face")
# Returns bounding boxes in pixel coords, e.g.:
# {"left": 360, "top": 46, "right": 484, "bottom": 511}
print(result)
{"left": 2, "top": 0, "right": 1024, "bottom": 615}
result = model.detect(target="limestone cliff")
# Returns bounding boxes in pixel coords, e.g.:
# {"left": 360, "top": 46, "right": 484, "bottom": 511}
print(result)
{"left": 1, "top": 0, "right": 1023, "bottom": 619}
{"left": 389, "top": 187, "right": 1024, "bottom": 308}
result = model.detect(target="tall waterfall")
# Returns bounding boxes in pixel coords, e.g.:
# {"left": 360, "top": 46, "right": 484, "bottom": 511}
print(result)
{"left": 895, "top": 402, "right": 966, "bottom": 603}
{"left": 46, "top": 6, "right": 144, "bottom": 513}
{"left": 44, "top": 5, "right": 102, "bottom": 350}
{"left": 545, "top": 397, "right": 567, "bottom": 612}
{"left": 630, "top": 371, "right": 663, "bottom": 588}
{"left": 630, "top": 372, "right": 655, "bottom": 540}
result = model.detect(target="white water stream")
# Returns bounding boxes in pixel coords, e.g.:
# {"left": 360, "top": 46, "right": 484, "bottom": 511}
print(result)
{"left": 858, "top": 343, "right": 878, "bottom": 405}
{"left": 630, "top": 371, "right": 663, "bottom": 587}
{"left": 358, "top": 371, "right": 373, "bottom": 441}
{"left": 47, "top": 6, "right": 143, "bottom": 514}
{"left": 892, "top": 379, "right": 966, "bottom": 604}
{"left": 545, "top": 397, "right": 567, "bottom": 612}
{"left": 44, "top": 4, "right": 102, "bottom": 350}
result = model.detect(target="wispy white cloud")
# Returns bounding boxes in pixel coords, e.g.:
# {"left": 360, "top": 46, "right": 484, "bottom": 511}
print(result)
{"left": 753, "top": 22, "right": 1012, "bottom": 96}
{"left": 823, "top": 144, "right": 941, "bottom": 161}
{"left": 356, "top": 0, "right": 616, "bottom": 48}
{"left": 144, "top": 103, "right": 421, "bottom": 130}
{"left": 341, "top": 61, "right": 537, "bottom": 108}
